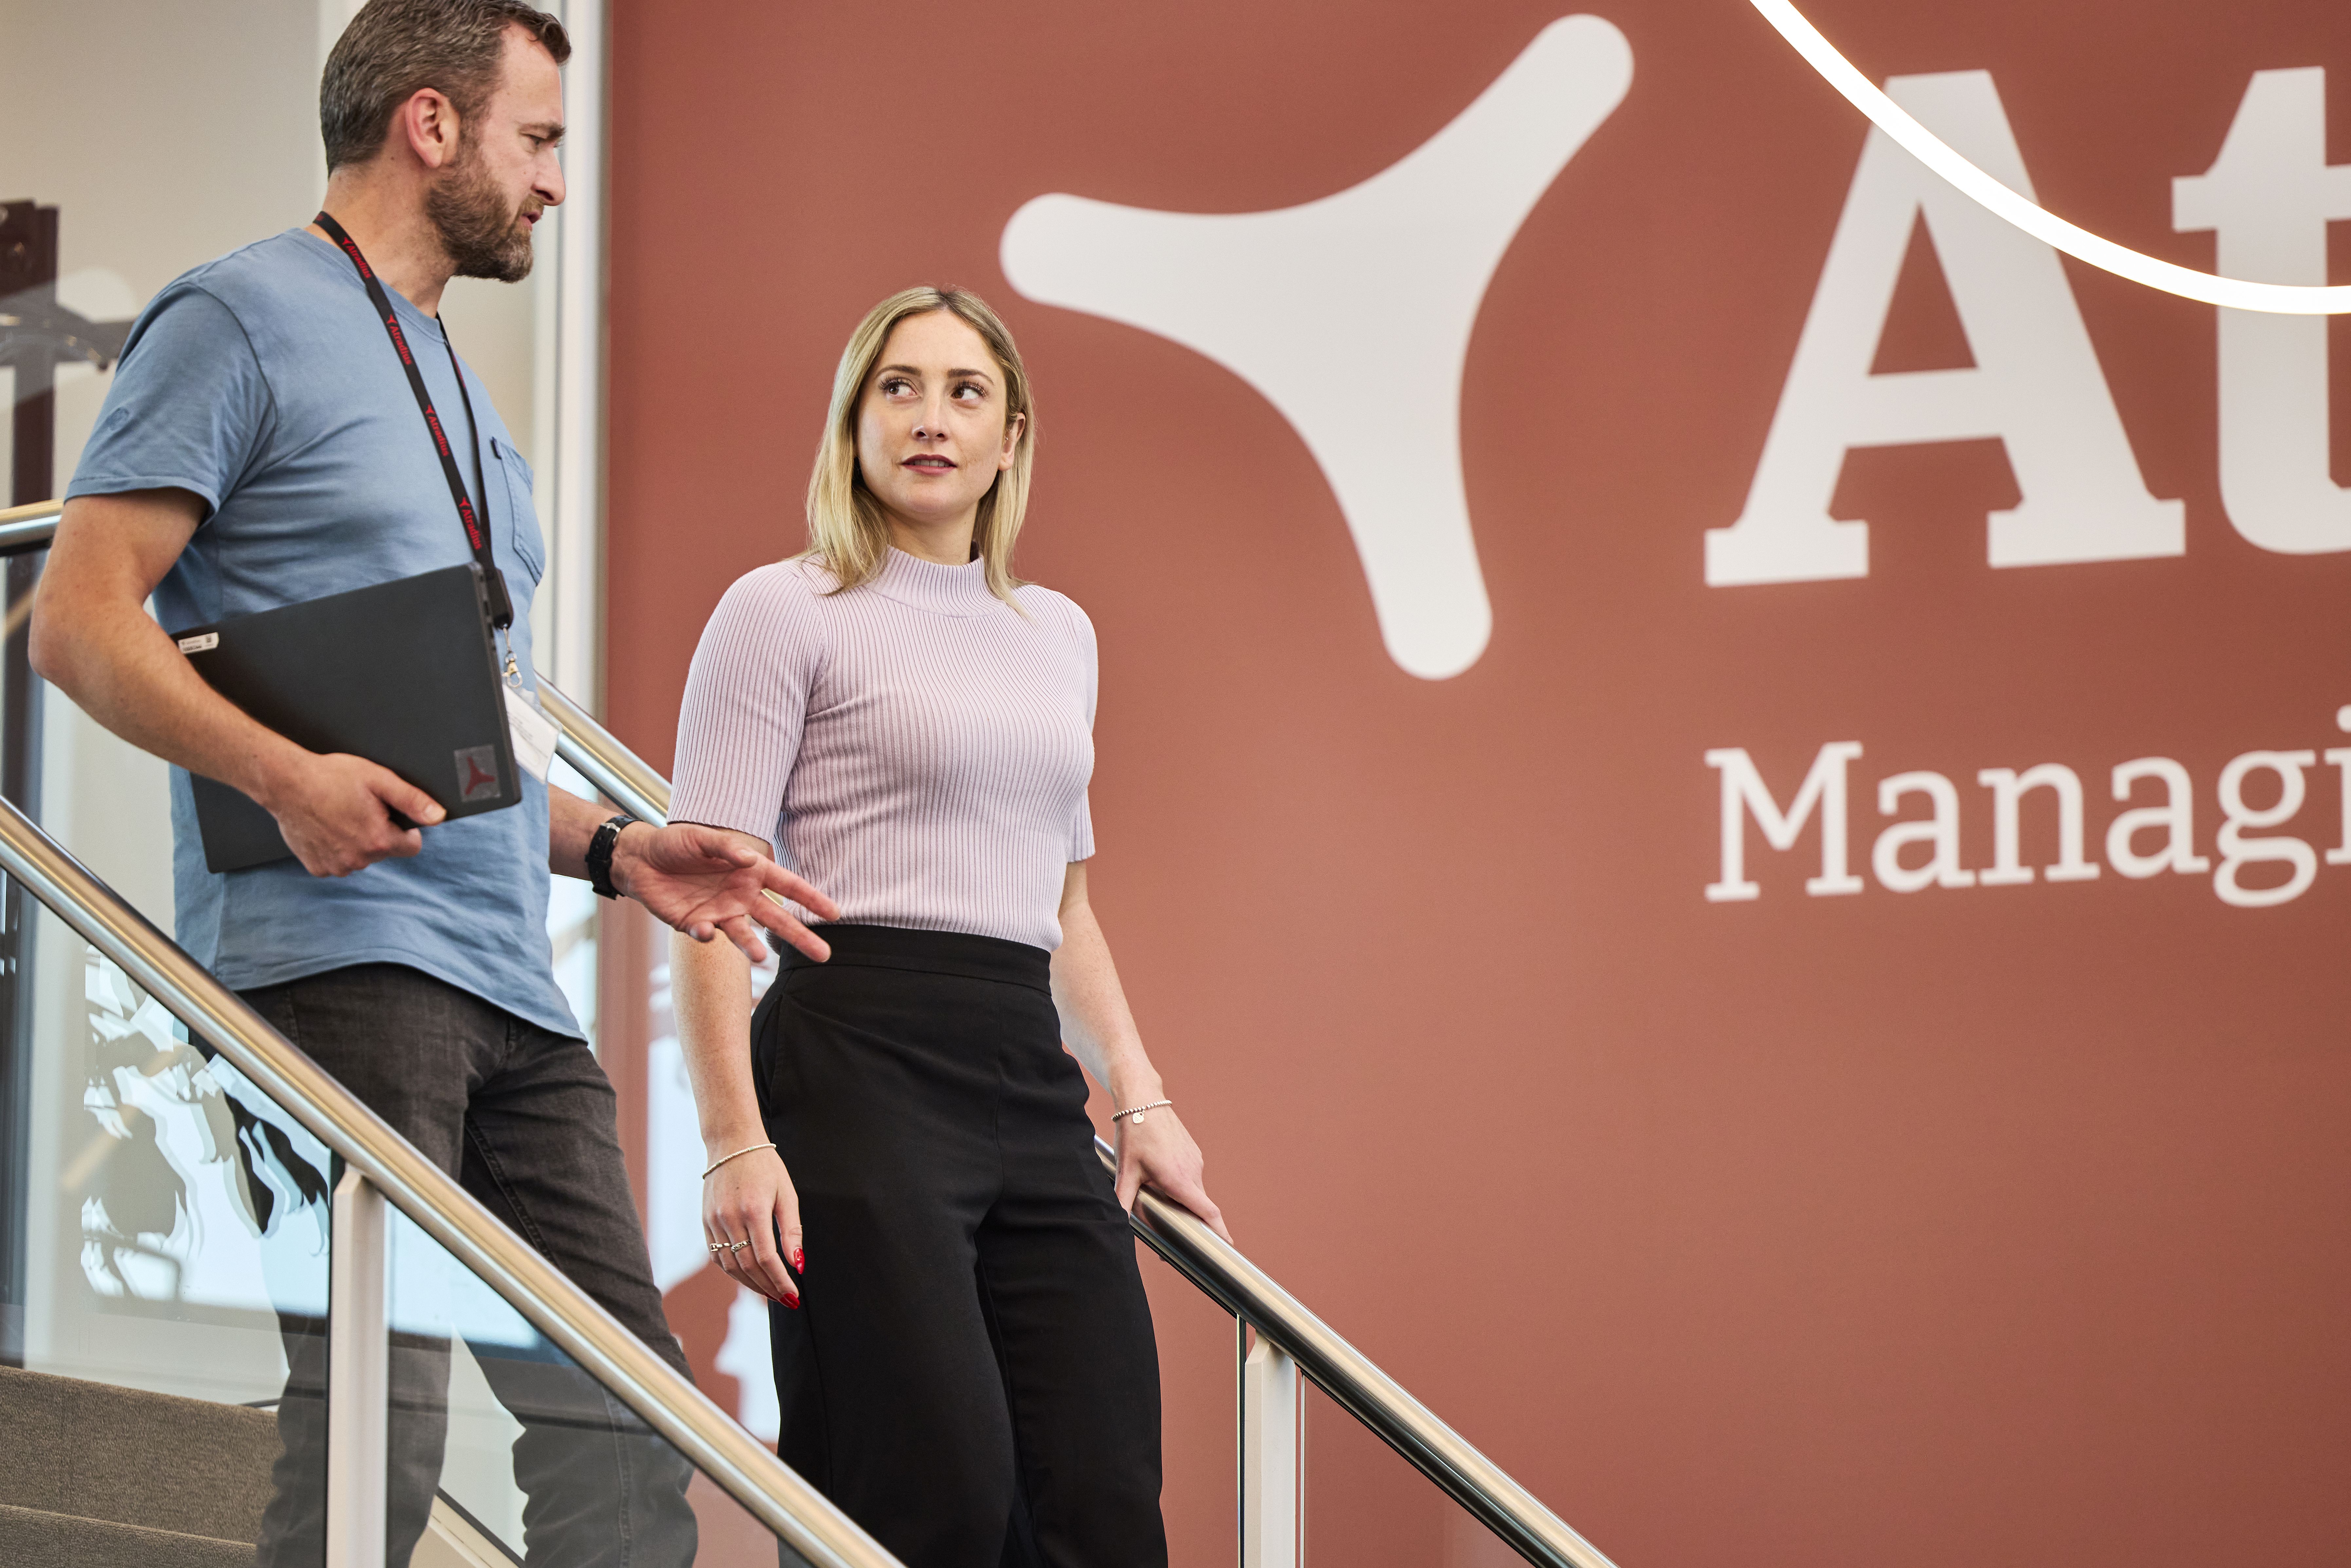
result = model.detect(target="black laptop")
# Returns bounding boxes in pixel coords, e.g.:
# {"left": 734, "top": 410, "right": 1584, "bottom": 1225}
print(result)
{"left": 175, "top": 563, "right": 520, "bottom": 873}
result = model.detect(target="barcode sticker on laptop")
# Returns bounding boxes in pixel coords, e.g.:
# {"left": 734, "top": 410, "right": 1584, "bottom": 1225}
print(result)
{"left": 176, "top": 633, "right": 219, "bottom": 653}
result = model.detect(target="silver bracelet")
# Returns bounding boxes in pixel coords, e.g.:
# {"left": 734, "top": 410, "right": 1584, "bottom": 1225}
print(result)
{"left": 701, "top": 1141, "right": 776, "bottom": 1179}
{"left": 1113, "top": 1099, "right": 1173, "bottom": 1125}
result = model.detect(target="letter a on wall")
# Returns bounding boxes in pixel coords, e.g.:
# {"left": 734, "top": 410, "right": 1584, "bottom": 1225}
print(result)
{"left": 1706, "top": 71, "right": 2183, "bottom": 586}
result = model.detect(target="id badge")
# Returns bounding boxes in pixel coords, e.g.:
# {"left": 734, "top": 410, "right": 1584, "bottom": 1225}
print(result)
{"left": 505, "top": 684, "right": 561, "bottom": 783}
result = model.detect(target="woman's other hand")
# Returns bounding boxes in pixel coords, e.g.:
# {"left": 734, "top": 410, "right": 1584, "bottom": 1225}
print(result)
{"left": 1115, "top": 1108, "right": 1231, "bottom": 1244}
{"left": 704, "top": 1145, "right": 805, "bottom": 1307}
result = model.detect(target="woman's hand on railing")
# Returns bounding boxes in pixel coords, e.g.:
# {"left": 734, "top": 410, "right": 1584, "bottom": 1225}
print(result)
{"left": 1116, "top": 1108, "right": 1231, "bottom": 1243}
{"left": 705, "top": 1145, "right": 804, "bottom": 1308}
{"left": 616, "top": 822, "right": 840, "bottom": 962}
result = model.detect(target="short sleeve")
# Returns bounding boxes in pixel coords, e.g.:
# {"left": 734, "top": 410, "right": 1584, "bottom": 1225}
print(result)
{"left": 1067, "top": 596, "right": 1098, "bottom": 862}
{"left": 66, "top": 285, "right": 275, "bottom": 516}
{"left": 670, "top": 564, "right": 827, "bottom": 846}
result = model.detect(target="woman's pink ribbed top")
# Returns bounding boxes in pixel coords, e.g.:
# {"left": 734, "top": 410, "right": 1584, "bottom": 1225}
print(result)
{"left": 668, "top": 549, "right": 1097, "bottom": 952}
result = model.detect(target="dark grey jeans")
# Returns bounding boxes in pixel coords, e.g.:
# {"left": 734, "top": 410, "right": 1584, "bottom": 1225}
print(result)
{"left": 240, "top": 963, "right": 698, "bottom": 1568}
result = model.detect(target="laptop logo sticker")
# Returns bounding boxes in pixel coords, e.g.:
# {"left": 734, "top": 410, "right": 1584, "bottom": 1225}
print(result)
{"left": 455, "top": 746, "right": 502, "bottom": 802}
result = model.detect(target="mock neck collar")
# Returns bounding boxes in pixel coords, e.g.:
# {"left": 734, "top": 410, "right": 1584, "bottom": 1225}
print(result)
{"left": 867, "top": 547, "right": 1001, "bottom": 617}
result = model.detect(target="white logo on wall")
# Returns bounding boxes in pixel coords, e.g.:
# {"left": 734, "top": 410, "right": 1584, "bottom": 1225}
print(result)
{"left": 1005, "top": 20, "right": 2351, "bottom": 674}
{"left": 1001, "top": 16, "right": 1634, "bottom": 680}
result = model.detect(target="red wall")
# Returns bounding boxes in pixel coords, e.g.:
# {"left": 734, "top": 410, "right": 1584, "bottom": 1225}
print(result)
{"left": 607, "top": 3, "right": 2351, "bottom": 1563}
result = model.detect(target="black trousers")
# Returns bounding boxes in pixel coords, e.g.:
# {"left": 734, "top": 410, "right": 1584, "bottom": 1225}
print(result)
{"left": 240, "top": 964, "right": 698, "bottom": 1568}
{"left": 755, "top": 925, "right": 1168, "bottom": 1568}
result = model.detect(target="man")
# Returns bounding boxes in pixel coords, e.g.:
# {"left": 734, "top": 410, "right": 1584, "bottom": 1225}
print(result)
{"left": 31, "top": 2, "right": 836, "bottom": 1562}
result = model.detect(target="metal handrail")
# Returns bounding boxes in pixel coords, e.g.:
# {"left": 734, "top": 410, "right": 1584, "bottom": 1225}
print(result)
{"left": 539, "top": 677, "right": 671, "bottom": 823}
{"left": 0, "top": 498, "right": 62, "bottom": 555}
{"left": 1095, "top": 1139, "right": 1615, "bottom": 1568}
{"left": 0, "top": 794, "right": 902, "bottom": 1568}
{"left": 7, "top": 493, "right": 1619, "bottom": 1568}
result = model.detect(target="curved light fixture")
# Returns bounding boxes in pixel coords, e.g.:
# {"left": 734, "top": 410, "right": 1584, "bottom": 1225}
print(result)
{"left": 1750, "top": 0, "right": 2351, "bottom": 315}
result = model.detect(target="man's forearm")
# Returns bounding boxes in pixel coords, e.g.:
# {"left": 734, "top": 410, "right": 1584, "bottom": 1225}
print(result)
{"left": 35, "top": 494, "right": 451, "bottom": 881}
{"left": 35, "top": 565, "right": 309, "bottom": 808}
{"left": 549, "top": 784, "right": 632, "bottom": 879}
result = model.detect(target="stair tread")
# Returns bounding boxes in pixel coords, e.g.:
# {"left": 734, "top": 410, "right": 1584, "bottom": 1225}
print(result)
{"left": 0, "top": 1365, "right": 277, "bottom": 1542}
{"left": 0, "top": 1500, "right": 256, "bottom": 1568}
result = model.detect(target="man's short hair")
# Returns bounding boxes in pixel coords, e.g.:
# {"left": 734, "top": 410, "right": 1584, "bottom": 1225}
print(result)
{"left": 320, "top": 0, "right": 570, "bottom": 173}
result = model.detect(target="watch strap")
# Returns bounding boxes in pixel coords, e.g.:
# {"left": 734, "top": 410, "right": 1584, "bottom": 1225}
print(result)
{"left": 588, "top": 813, "right": 636, "bottom": 900}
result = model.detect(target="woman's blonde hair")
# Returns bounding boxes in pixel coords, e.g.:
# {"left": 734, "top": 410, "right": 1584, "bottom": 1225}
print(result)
{"left": 804, "top": 285, "right": 1036, "bottom": 602}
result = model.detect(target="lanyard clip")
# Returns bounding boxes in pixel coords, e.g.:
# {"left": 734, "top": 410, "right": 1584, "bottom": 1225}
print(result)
{"left": 482, "top": 565, "right": 516, "bottom": 632}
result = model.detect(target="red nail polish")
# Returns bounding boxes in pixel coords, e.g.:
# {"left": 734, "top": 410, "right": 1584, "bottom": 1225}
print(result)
{"left": 786, "top": 1294, "right": 800, "bottom": 1310}
{"left": 793, "top": 1249, "right": 805, "bottom": 1273}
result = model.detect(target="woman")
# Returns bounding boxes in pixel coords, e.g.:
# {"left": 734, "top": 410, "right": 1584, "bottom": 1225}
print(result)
{"left": 667, "top": 285, "right": 1227, "bottom": 1567}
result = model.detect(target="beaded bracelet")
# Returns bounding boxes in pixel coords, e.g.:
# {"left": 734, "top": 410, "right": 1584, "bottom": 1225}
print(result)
{"left": 1113, "top": 1099, "right": 1174, "bottom": 1125}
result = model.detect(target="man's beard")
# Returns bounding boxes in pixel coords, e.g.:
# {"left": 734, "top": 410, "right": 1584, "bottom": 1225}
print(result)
{"left": 427, "top": 145, "right": 536, "bottom": 284}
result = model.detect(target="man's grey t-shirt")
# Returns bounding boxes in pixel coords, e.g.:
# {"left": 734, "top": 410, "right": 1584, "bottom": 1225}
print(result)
{"left": 66, "top": 228, "right": 577, "bottom": 1036}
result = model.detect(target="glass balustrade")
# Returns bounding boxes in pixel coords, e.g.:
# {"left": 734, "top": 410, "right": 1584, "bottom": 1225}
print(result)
{"left": 0, "top": 544, "right": 603, "bottom": 1372}
{"left": 6, "top": 896, "right": 400, "bottom": 1562}
{"left": 6, "top": 890, "right": 843, "bottom": 1566}
{"left": 0, "top": 564, "right": 892, "bottom": 1566}
{"left": 387, "top": 1197, "right": 825, "bottom": 1568}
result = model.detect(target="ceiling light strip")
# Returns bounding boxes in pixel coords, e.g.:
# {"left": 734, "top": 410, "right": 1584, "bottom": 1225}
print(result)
{"left": 1750, "top": 0, "right": 2351, "bottom": 315}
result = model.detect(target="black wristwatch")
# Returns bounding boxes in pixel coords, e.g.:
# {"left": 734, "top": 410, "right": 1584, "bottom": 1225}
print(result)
{"left": 587, "top": 813, "right": 637, "bottom": 900}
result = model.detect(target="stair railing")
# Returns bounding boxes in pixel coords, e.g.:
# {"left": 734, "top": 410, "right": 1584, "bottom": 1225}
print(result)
{"left": 4, "top": 497, "right": 1624, "bottom": 1568}
{"left": 0, "top": 500, "right": 903, "bottom": 1568}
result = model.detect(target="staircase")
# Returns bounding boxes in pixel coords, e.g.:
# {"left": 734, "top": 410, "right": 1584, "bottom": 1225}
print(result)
{"left": 0, "top": 1364, "right": 516, "bottom": 1568}
{"left": 0, "top": 1363, "right": 275, "bottom": 1568}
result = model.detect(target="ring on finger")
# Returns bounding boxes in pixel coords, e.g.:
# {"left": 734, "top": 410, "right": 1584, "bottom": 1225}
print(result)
{"left": 728, "top": 1240, "right": 750, "bottom": 1253}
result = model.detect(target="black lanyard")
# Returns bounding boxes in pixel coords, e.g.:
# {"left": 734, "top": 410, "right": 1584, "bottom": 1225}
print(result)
{"left": 314, "top": 210, "right": 515, "bottom": 634}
